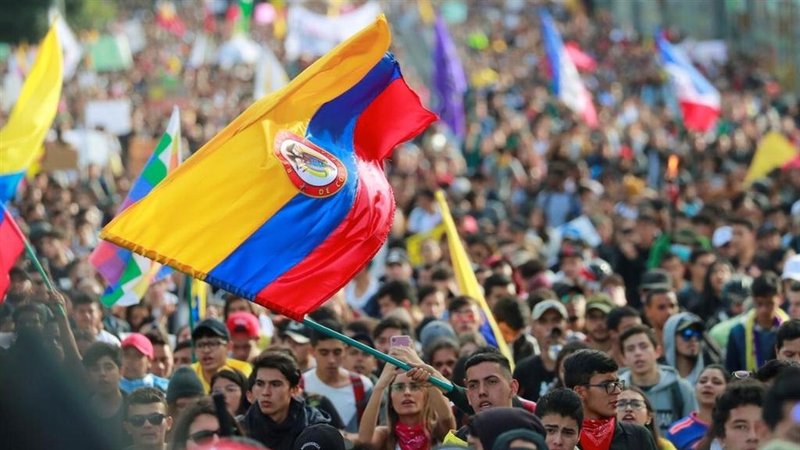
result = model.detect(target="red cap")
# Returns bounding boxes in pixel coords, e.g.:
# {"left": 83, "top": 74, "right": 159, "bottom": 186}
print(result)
{"left": 121, "top": 333, "right": 154, "bottom": 359}
{"left": 226, "top": 312, "right": 260, "bottom": 339}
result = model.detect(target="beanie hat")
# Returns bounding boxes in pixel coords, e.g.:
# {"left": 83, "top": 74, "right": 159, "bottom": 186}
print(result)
{"left": 292, "top": 424, "right": 346, "bottom": 450}
{"left": 467, "top": 407, "right": 546, "bottom": 450}
{"left": 167, "top": 366, "right": 205, "bottom": 404}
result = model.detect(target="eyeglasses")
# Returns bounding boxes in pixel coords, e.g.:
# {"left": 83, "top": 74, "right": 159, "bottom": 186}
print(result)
{"left": 391, "top": 382, "right": 427, "bottom": 392}
{"left": 582, "top": 380, "right": 625, "bottom": 394}
{"left": 127, "top": 413, "right": 166, "bottom": 427}
{"left": 616, "top": 399, "right": 646, "bottom": 410}
{"left": 195, "top": 340, "right": 226, "bottom": 351}
{"left": 732, "top": 370, "right": 752, "bottom": 380}
{"left": 679, "top": 328, "right": 703, "bottom": 341}
{"left": 189, "top": 429, "right": 220, "bottom": 444}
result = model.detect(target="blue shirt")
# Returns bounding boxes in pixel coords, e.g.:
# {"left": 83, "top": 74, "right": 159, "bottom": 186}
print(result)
{"left": 666, "top": 412, "right": 708, "bottom": 450}
{"left": 119, "top": 374, "right": 169, "bottom": 394}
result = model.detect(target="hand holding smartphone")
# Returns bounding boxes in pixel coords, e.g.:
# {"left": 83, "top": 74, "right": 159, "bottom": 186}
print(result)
{"left": 390, "top": 335, "right": 413, "bottom": 348}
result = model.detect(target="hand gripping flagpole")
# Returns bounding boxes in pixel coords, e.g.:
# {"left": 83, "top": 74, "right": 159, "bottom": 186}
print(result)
{"left": 303, "top": 316, "right": 454, "bottom": 393}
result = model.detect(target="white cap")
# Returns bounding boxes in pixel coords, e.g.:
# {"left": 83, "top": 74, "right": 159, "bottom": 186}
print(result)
{"left": 783, "top": 255, "right": 800, "bottom": 282}
{"left": 712, "top": 226, "right": 732, "bottom": 248}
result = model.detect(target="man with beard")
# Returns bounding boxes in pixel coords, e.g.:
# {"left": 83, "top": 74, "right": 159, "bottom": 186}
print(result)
{"left": 585, "top": 295, "right": 614, "bottom": 353}
{"left": 662, "top": 313, "right": 721, "bottom": 384}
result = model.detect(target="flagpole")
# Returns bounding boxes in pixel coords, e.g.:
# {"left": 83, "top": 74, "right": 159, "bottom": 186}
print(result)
{"left": 0, "top": 204, "right": 56, "bottom": 293}
{"left": 302, "top": 316, "right": 454, "bottom": 393}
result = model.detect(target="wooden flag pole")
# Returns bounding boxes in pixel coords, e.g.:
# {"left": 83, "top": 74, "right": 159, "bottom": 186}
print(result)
{"left": 303, "top": 316, "right": 454, "bottom": 393}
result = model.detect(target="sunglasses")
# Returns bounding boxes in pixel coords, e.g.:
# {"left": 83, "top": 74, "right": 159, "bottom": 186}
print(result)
{"left": 127, "top": 413, "right": 166, "bottom": 427}
{"left": 189, "top": 429, "right": 220, "bottom": 444}
{"left": 732, "top": 370, "right": 752, "bottom": 380}
{"left": 678, "top": 327, "right": 702, "bottom": 341}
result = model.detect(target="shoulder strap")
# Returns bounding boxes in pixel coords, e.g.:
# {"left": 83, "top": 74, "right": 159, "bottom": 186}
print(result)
{"left": 669, "top": 380, "right": 685, "bottom": 420}
{"left": 350, "top": 372, "right": 366, "bottom": 422}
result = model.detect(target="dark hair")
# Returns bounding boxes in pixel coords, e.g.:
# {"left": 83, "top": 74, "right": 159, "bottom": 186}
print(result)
{"left": 553, "top": 341, "right": 591, "bottom": 388}
{"left": 619, "top": 325, "right": 658, "bottom": 354}
{"left": 12, "top": 303, "right": 50, "bottom": 325}
{"left": 689, "top": 248, "right": 713, "bottom": 264}
{"left": 751, "top": 271, "right": 781, "bottom": 298}
{"left": 71, "top": 291, "right": 101, "bottom": 308}
{"left": 169, "top": 397, "right": 241, "bottom": 450}
{"left": 606, "top": 306, "right": 640, "bottom": 332}
{"left": 755, "top": 359, "right": 800, "bottom": 384}
{"left": 525, "top": 288, "right": 557, "bottom": 312}
{"left": 622, "top": 386, "right": 662, "bottom": 444}
{"left": 492, "top": 297, "right": 529, "bottom": 331}
{"left": 249, "top": 351, "right": 301, "bottom": 389}
{"left": 763, "top": 367, "right": 800, "bottom": 431}
{"left": 699, "top": 364, "right": 732, "bottom": 383}
{"left": 430, "top": 266, "right": 453, "bottom": 282}
{"left": 145, "top": 329, "right": 170, "bottom": 347}
{"left": 483, "top": 274, "right": 513, "bottom": 295}
{"left": 375, "top": 280, "right": 417, "bottom": 306}
{"left": 417, "top": 285, "right": 439, "bottom": 304}
{"left": 210, "top": 369, "right": 251, "bottom": 416}
{"left": 535, "top": 388, "right": 584, "bottom": 428}
{"left": 563, "top": 349, "right": 618, "bottom": 389}
{"left": 175, "top": 340, "right": 192, "bottom": 353}
{"left": 464, "top": 350, "right": 512, "bottom": 381}
{"left": 309, "top": 319, "right": 343, "bottom": 346}
{"left": 776, "top": 319, "right": 800, "bottom": 351}
{"left": 622, "top": 323, "right": 660, "bottom": 351}
{"left": 423, "top": 337, "right": 460, "bottom": 364}
{"left": 643, "top": 289, "right": 675, "bottom": 307}
{"left": 83, "top": 342, "right": 121, "bottom": 368}
{"left": 344, "top": 319, "right": 375, "bottom": 337}
{"left": 709, "top": 380, "right": 765, "bottom": 439}
{"left": 372, "top": 316, "right": 412, "bottom": 340}
{"left": 125, "top": 387, "right": 166, "bottom": 419}
{"left": 729, "top": 217, "right": 755, "bottom": 232}
{"left": 223, "top": 295, "right": 252, "bottom": 320}
{"left": 447, "top": 295, "right": 479, "bottom": 315}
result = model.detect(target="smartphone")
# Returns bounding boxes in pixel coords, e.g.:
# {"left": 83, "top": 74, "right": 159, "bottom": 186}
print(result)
{"left": 390, "top": 335, "right": 413, "bottom": 348}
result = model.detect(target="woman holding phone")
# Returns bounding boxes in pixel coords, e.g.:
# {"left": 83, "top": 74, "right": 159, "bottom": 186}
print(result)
{"left": 357, "top": 347, "right": 456, "bottom": 450}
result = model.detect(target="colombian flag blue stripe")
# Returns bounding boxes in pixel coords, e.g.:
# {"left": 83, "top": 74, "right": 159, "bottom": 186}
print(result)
{"left": 206, "top": 56, "right": 401, "bottom": 297}
{"left": 0, "top": 172, "right": 25, "bottom": 204}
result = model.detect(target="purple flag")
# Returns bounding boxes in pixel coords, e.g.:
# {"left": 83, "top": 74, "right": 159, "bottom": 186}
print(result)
{"left": 433, "top": 16, "right": 467, "bottom": 139}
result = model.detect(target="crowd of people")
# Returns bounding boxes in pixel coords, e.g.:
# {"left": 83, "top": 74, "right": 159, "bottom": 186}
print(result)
{"left": 1, "top": 0, "right": 800, "bottom": 449}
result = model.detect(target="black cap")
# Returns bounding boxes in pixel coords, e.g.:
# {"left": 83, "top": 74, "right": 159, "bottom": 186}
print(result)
{"left": 349, "top": 333, "right": 375, "bottom": 349}
{"left": 640, "top": 269, "right": 672, "bottom": 292}
{"left": 192, "top": 318, "right": 230, "bottom": 341}
{"left": 385, "top": 248, "right": 409, "bottom": 265}
{"left": 292, "top": 424, "right": 346, "bottom": 450}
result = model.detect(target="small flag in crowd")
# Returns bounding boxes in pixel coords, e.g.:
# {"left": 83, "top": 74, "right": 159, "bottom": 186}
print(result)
{"left": 253, "top": 45, "right": 289, "bottom": 100}
{"left": 0, "top": 207, "right": 25, "bottom": 301}
{"left": 90, "top": 107, "right": 183, "bottom": 307}
{"left": 656, "top": 33, "right": 720, "bottom": 132}
{"left": 0, "top": 22, "right": 63, "bottom": 203}
{"left": 744, "top": 132, "right": 798, "bottom": 186}
{"left": 539, "top": 9, "right": 598, "bottom": 128}
{"left": 189, "top": 278, "right": 209, "bottom": 325}
{"left": 432, "top": 16, "right": 467, "bottom": 139}
{"left": 100, "top": 16, "right": 436, "bottom": 321}
{"left": 434, "top": 191, "right": 514, "bottom": 366}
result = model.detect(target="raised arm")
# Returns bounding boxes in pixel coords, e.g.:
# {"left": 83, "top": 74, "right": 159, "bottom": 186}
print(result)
{"left": 357, "top": 361, "right": 396, "bottom": 448}
{"left": 46, "top": 290, "right": 82, "bottom": 366}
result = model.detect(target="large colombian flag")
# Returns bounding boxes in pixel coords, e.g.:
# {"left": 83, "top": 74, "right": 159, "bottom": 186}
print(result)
{"left": 0, "top": 207, "right": 25, "bottom": 301}
{"left": 100, "top": 16, "right": 436, "bottom": 320}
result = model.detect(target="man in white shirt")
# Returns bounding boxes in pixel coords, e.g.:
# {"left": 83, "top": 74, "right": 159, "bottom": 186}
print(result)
{"left": 301, "top": 319, "right": 373, "bottom": 433}
{"left": 71, "top": 291, "right": 120, "bottom": 346}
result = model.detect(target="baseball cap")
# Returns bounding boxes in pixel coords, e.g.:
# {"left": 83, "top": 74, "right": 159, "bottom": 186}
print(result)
{"left": 676, "top": 313, "right": 704, "bottom": 332}
{"left": 386, "top": 248, "right": 409, "bottom": 266}
{"left": 283, "top": 321, "right": 311, "bottom": 344}
{"left": 121, "top": 333, "right": 154, "bottom": 359}
{"left": 192, "top": 318, "right": 230, "bottom": 341}
{"left": 782, "top": 255, "right": 800, "bottom": 282}
{"left": 712, "top": 226, "right": 733, "bottom": 248}
{"left": 531, "top": 299, "right": 568, "bottom": 321}
{"left": 226, "top": 312, "right": 260, "bottom": 339}
{"left": 640, "top": 269, "right": 672, "bottom": 292}
{"left": 586, "top": 294, "right": 613, "bottom": 315}
{"left": 292, "top": 424, "right": 346, "bottom": 450}
{"left": 419, "top": 320, "right": 457, "bottom": 351}
{"left": 349, "top": 333, "right": 375, "bottom": 349}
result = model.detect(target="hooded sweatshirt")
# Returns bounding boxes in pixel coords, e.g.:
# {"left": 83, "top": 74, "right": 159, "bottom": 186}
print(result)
{"left": 662, "top": 312, "right": 721, "bottom": 385}
{"left": 619, "top": 365, "right": 698, "bottom": 436}
{"left": 240, "top": 397, "right": 330, "bottom": 450}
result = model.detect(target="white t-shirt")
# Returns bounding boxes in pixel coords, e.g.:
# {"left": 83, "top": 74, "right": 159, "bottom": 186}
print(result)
{"left": 302, "top": 369, "right": 373, "bottom": 431}
{"left": 96, "top": 329, "right": 121, "bottom": 346}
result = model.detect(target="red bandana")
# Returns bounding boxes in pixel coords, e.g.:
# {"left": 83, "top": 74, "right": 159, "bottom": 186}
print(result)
{"left": 580, "top": 417, "right": 616, "bottom": 450}
{"left": 395, "top": 422, "right": 430, "bottom": 450}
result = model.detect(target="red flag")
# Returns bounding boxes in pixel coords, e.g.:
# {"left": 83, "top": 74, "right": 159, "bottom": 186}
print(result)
{"left": 564, "top": 42, "right": 597, "bottom": 72}
{"left": 0, "top": 209, "right": 25, "bottom": 301}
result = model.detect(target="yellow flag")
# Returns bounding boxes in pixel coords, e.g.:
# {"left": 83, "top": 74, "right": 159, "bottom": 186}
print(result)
{"left": 435, "top": 190, "right": 514, "bottom": 367}
{"left": 0, "top": 23, "right": 63, "bottom": 202}
{"left": 744, "top": 132, "right": 798, "bottom": 186}
{"left": 417, "top": 0, "right": 435, "bottom": 24}
{"left": 405, "top": 223, "right": 446, "bottom": 266}
{"left": 191, "top": 278, "right": 208, "bottom": 323}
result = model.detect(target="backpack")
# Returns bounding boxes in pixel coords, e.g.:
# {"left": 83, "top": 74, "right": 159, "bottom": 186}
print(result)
{"left": 350, "top": 372, "right": 366, "bottom": 423}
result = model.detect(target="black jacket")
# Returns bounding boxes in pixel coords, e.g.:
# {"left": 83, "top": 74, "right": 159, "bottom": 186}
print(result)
{"left": 240, "top": 397, "right": 330, "bottom": 450}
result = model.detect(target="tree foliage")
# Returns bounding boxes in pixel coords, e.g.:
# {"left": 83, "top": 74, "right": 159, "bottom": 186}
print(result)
{"left": 0, "top": 0, "right": 52, "bottom": 45}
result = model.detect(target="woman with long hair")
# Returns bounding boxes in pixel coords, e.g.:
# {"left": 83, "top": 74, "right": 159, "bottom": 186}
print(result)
{"left": 665, "top": 364, "right": 731, "bottom": 450}
{"left": 169, "top": 397, "right": 242, "bottom": 450}
{"left": 357, "top": 350, "right": 455, "bottom": 450}
{"left": 694, "top": 260, "right": 733, "bottom": 323}
{"left": 617, "top": 386, "right": 676, "bottom": 450}
{"left": 209, "top": 369, "right": 251, "bottom": 417}
{"left": 695, "top": 380, "right": 765, "bottom": 450}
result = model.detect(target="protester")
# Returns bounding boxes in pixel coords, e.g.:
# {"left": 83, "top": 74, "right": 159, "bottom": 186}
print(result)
{"left": 191, "top": 318, "right": 252, "bottom": 391}
{"left": 617, "top": 386, "right": 677, "bottom": 450}
{"left": 169, "top": 397, "right": 242, "bottom": 450}
{"left": 119, "top": 333, "right": 169, "bottom": 393}
{"left": 210, "top": 369, "right": 251, "bottom": 418}
{"left": 123, "top": 387, "right": 172, "bottom": 450}
{"left": 166, "top": 367, "right": 206, "bottom": 419}
{"left": 535, "top": 388, "right": 583, "bottom": 450}
{"left": 695, "top": 380, "right": 766, "bottom": 450}
{"left": 666, "top": 364, "right": 731, "bottom": 450}
{"left": 83, "top": 342, "right": 127, "bottom": 447}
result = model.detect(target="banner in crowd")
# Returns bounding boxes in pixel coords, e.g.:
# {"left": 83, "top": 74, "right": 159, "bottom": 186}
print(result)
{"left": 99, "top": 16, "right": 436, "bottom": 321}
{"left": 539, "top": 9, "right": 598, "bottom": 128}
{"left": 91, "top": 107, "right": 182, "bottom": 307}
{"left": 744, "top": 132, "right": 798, "bottom": 186}
{"left": 433, "top": 16, "right": 467, "bottom": 139}
{"left": 434, "top": 191, "right": 514, "bottom": 366}
{"left": 0, "top": 206, "right": 25, "bottom": 300}
{"left": 0, "top": 22, "right": 63, "bottom": 203}
{"left": 88, "top": 34, "right": 133, "bottom": 72}
{"left": 656, "top": 33, "right": 720, "bottom": 132}
{"left": 284, "top": 1, "right": 380, "bottom": 60}
{"left": 85, "top": 99, "right": 133, "bottom": 136}
{"left": 253, "top": 45, "right": 289, "bottom": 100}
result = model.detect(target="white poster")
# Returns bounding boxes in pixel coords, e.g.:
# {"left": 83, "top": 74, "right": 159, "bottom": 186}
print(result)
{"left": 284, "top": 1, "right": 382, "bottom": 60}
